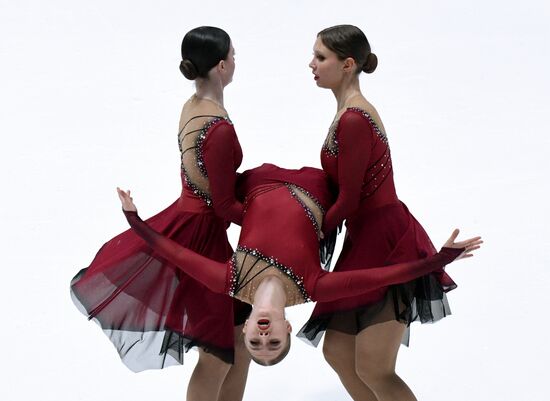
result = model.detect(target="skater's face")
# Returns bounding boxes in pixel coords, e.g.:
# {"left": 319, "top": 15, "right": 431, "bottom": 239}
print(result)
{"left": 243, "top": 316, "right": 292, "bottom": 364}
{"left": 219, "top": 43, "right": 235, "bottom": 86}
{"left": 309, "top": 37, "right": 347, "bottom": 89}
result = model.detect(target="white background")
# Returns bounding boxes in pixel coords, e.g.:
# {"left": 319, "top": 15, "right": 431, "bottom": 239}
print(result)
{"left": 1, "top": 0, "right": 549, "bottom": 400}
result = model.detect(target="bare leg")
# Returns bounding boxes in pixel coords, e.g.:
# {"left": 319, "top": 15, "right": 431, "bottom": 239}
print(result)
{"left": 217, "top": 325, "right": 251, "bottom": 401}
{"left": 355, "top": 320, "right": 417, "bottom": 401}
{"left": 323, "top": 329, "right": 378, "bottom": 401}
{"left": 186, "top": 349, "right": 231, "bottom": 401}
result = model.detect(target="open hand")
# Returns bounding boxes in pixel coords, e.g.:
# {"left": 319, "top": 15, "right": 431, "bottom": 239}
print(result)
{"left": 116, "top": 187, "right": 137, "bottom": 212}
{"left": 443, "top": 229, "right": 483, "bottom": 261}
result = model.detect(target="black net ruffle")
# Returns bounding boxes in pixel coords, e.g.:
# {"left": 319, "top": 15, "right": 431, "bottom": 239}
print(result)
{"left": 160, "top": 299, "right": 252, "bottom": 365}
{"left": 159, "top": 298, "right": 251, "bottom": 366}
{"left": 160, "top": 331, "right": 233, "bottom": 366}
{"left": 297, "top": 274, "right": 451, "bottom": 347}
{"left": 319, "top": 224, "right": 342, "bottom": 271}
{"left": 71, "top": 260, "right": 250, "bottom": 372}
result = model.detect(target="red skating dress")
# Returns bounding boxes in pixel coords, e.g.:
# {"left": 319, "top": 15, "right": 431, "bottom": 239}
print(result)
{"left": 299, "top": 108, "right": 457, "bottom": 346}
{"left": 70, "top": 115, "right": 251, "bottom": 372}
{"left": 122, "top": 164, "right": 463, "bottom": 313}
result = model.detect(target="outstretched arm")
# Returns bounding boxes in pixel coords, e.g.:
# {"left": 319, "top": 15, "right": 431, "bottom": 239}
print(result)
{"left": 313, "top": 230, "right": 482, "bottom": 302}
{"left": 117, "top": 188, "right": 228, "bottom": 294}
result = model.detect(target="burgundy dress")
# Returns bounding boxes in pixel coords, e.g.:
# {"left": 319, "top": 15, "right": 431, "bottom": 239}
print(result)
{"left": 122, "top": 164, "right": 462, "bottom": 313}
{"left": 70, "top": 115, "right": 250, "bottom": 372}
{"left": 299, "top": 108, "right": 457, "bottom": 346}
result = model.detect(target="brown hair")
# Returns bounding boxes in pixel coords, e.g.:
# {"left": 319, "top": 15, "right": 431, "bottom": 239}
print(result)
{"left": 318, "top": 24, "right": 378, "bottom": 74}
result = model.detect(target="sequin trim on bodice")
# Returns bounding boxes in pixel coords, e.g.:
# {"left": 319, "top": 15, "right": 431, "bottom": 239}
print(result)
{"left": 322, "top": 119, "right": 340, "bottom": 157}
{"left": 322, "top": 107, "right": 393, "bottom": 200}
{"left": 349, "top": 107, "right": 389, "bottom": 144}
{"left": 228, "top": 245, "right": 312, "bottom": 306}
{"left": 322, "top": 107, "right": 389, "bottom": 157}
{"left": 362, "top": 147, "right": 393, "bottom": 200}
{"left": 178, "top": 116, "right": 232, "bottom": 206}
{"left": 285, "top": 183, "right": 325, "bottom": 237}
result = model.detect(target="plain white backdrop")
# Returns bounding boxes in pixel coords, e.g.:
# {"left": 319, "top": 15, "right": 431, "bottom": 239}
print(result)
{"left": 1, "top": 0, "right": 549, "bottom": 400}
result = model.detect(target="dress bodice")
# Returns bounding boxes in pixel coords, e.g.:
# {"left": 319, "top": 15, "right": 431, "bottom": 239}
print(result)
{"left": 229, "top": 165, "right": 332, "bottom": 306}
{"left": 178, "top": 115, "right": 244, "bottom": 223}
{"left": 123, "top": 167, "right": 462, "bottom": 311}
{"left": 321, "top": 107, "right": 399, "bottom": 232}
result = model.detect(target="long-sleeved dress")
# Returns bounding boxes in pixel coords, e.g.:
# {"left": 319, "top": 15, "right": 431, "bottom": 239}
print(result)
{"left": 122, "top": 164, "right": 462, "bottom": 316}
{"left": 70, "top": 115, "right": 251, "bottom": 372}
{"left": 299, "top": 107, "right": 457, "bottom": 346}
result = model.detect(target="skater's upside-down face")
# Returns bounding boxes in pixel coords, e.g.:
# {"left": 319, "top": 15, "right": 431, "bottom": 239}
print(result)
{"left": 243, "top": 316, "right": 292, "bottom": 366}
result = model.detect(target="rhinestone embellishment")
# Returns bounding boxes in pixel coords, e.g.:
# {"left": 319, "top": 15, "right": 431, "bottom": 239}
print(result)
{"left": 322, "top": 107, "right": 389, "bottom": 158}
{"left": 179, "top": 116, "right": 232, "bottom": 206}
{"left": 228, "top": 245, "right": 312, "bottom": 303}
{"left": 285, "top": 183, "right": 325, "bottom": 236}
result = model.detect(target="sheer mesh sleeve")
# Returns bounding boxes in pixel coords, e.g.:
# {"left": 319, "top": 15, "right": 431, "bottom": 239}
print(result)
{"left": 203, "top": 123, "right": 244, "bottom": 225}
{"left": 323, "top": 112, "right": 373, "bottom": 233}
{"left": 123, "top": 210, "right": 228, "bottom": 294}
{"left": 312, "top": 247, "right": 463, "bottom": 302}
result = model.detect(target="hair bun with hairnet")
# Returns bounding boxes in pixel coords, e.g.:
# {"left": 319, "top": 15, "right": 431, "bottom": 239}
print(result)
{"left": 180, "top": 59, "right": 199, "bottom": 80}
{"left": 362, "top": 53, "right": 378, "bottom": 74}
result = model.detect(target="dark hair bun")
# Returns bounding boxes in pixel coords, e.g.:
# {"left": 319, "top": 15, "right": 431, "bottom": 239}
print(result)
{"left": 179, "top": 59, "right": 198, "bottom": 80}
{"left": 180, "top": 27, "right": 231, "bottom": 80}
{"left": 362, "top": 53, "right": 378, "bottom": 74}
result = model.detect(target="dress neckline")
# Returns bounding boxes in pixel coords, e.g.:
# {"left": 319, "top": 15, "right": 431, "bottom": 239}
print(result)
{"left": 331, "top": 107, "right": 386, "bottom": 137}
{"left": 179, "top": 114, "right": 231, "bottom": 137}
{"left": 323, "top": 107, "right": 389, "bottom": 157}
